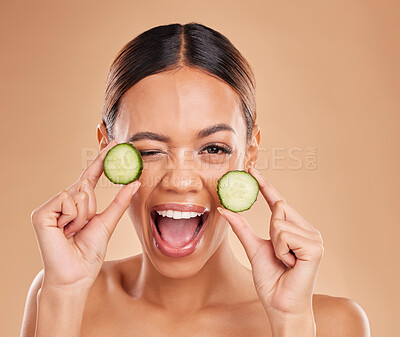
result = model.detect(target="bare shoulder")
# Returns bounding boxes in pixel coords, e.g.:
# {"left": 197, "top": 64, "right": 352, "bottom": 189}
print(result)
{"left": 85, "top": 254, "right": 142, "bottom": 301}
{"left": 20, "top": 269, "right": 45, "bottom": 337}
{"left": 312, "top": 294, "right": 371, "bottom": 337}
{"left": 100, "top": 254, "right": 142, "bottom": 283}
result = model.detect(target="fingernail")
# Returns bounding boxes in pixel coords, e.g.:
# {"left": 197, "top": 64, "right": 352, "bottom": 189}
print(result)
{"left": 282, "top": 261, "right": 291, "bottom": 269}
{"left": 217, "top": 207, "right": 224, "bottom": 214}
{"left": 66, "top": 232, "right": 76, "bottom": 239}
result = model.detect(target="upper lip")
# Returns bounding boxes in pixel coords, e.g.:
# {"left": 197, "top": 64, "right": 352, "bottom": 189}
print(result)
{"left": 151, "top": 203, "right": 209, "bottom": 213}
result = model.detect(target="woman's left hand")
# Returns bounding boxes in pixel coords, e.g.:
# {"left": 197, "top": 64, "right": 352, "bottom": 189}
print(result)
{"left": 217, "top": 166, "right": 324, "bottom": 324}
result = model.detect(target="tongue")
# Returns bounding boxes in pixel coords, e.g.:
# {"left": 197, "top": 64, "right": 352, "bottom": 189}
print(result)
{"left": 157, "top": 216, "right": 201, "bottom": 248}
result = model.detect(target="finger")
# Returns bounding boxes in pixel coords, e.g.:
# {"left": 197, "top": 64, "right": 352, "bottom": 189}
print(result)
{"left": 31, "top": 190, "right": 76, "bottom": 235}
{"left": 64, "top": 140, "right": 117, "bottom": 196}
{"left": 271, "top": 200, "right": 286, "bottom": 221}
{"left": 78, "top": 139, "right": 117, "bottom": 187}
{"left": 274, "top": 230, "right": 324, "bottom": 268}
{"left": 40, "top": 190, "right": 77, "bottom": 229}
{"left": 63, "top": 191, "right": 89, "bottom": 237}
{"left": 251, "top": 166, "right": 319, "bottom": 233}
{"left": 270, "top": 218, "right": 322, "bottom": 252}
{"left": 271, "top": 200, "right": 318, "bottom": 233}
{"left": 93, "top": 180, "right": 141, "bottom": 240}
{"left": 79, "top": 178, "right": 97, "bottom": 219}
{"left": 217, "top": 207, "right": 263, "bottom": 262}
{"left": 248, "top": 166, "right": 285, "bottom": 210}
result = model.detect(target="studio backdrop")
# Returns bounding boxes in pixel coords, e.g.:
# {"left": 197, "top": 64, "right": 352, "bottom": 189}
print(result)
{"left": 0, "top": 1, "right": 399, "bottom": 336}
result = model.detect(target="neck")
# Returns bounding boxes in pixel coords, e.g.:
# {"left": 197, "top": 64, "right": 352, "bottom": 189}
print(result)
{"left": 132, "top": 234, "right": 254, "bottom": 312}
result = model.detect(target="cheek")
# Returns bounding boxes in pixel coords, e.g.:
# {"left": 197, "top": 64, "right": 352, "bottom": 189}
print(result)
{"left": 127, "top": 189, "right": 149, "bottom": 238}
{"left": 205, "top": 213, "right": 230, "bottom": 252}
{"left": 139, "top": 162, "right": 164, "bottom": 188}
{"left": 201, "top": 152, "right": 245, "bottom": 187}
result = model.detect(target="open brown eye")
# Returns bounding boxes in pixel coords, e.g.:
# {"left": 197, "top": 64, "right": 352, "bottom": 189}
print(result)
{"left": 201, "top": 144, "right": 232, "bottom": 155}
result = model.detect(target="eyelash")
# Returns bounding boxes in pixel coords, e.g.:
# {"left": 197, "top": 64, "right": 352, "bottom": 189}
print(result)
{"left": 201, "top": 144, "right": 233, "bottom": 155}
{"left": 139, "top": 150, "right": 162, "bottom": 156}
{"left": 139, "top": 144, "right": 232, "bottom": 156}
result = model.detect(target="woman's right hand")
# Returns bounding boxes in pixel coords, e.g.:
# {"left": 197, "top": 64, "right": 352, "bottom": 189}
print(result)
{"left": 31, "top": 140, "right": 141, "bottom": 291}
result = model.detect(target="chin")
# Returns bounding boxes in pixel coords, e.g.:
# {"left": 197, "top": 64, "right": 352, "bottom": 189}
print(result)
{"left": 148, "top": 255, "right": 211, "bottom": 280}
{"left": 129, "top": 200, "right": 228, "bottom": 279}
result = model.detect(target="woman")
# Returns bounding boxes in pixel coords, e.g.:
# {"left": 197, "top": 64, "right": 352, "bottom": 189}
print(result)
{"left": 21, "top": 22, "right": 370, "bottom": 336}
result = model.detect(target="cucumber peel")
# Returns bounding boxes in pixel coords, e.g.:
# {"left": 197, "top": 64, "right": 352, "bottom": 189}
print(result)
{"left": 103, "top": 143, "right": 143, "bottom": 184}
{"left": 217, "top": 170, "right": 259, "bottom": 212}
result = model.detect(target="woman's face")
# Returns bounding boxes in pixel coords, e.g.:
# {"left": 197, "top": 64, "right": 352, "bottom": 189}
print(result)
{"left": 108, "top": 66, "right": 258, "bottom": 279}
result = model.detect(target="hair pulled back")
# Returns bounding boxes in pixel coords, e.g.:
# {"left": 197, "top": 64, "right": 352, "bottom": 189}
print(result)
{"left": 102, "top": 22, "right": 256, "bottom": 144}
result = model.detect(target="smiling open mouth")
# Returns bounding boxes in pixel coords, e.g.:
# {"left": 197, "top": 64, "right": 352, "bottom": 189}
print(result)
{"left": 150, "top": 209, "right": 209, "bottom": 257}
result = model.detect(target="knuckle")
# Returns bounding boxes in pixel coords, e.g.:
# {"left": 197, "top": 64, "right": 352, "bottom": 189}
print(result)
{"left": 59, "top": 190, "right": 70, "bottom": 201}
{"left": 80, "top": 177, "right": 92, "bottom": 189}
{"left": 277, "top": 230, "right": 288, "bottom": 242}
{"left": 30, "top": 208, "right": 40, "bottom": 224}
{"left": 77, "top": 191, "right": 89, "bottom": 201}
{"left": 112, "top": 194, "right": 126, "bottom": 208}
{"left": 311, "top": 229, "right": 324, "bottom": 245}
{"left": 80, "top": 177, "right": 90, "bottom": 185}
{"left": 312, "top": 243, "right": 324, "bottom": 256}
{"left": 273, "top": 200, "right": 286, "bottom": 211}
{"left": 87, "top": 209, "right": 96, "bottom": 219}
{"left": 249, "top": 244, "right": 263, "bottom": 266}
{"left": 99, "top": 221, "right": 112, "bottom": 239}
{"left": 270, "top": 218, "right": 283, "bottom": 229}
{"left": 68, "top": 204, "right": 78, "bottom": 219}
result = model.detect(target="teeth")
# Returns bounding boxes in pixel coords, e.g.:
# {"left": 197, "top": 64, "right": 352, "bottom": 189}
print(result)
{"left": 156, "top": 210, "right": 203, "bottom": 219}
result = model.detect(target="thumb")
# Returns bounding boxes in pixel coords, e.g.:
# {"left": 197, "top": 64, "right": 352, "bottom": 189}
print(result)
{"left": 95, "top": 180, "right": 141, "bottom": 240}
{"left": 217, "top": 207, "right": 262, "bottom": 262}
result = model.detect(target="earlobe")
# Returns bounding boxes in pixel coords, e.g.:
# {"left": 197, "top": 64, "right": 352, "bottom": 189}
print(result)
{"left": 96, "top": 122, "right": 110, "bottom": 151}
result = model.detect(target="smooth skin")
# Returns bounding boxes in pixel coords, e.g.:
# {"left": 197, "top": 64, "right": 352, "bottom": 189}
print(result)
{"left": 21, "top": 66, "right": 370, "bottom": 337}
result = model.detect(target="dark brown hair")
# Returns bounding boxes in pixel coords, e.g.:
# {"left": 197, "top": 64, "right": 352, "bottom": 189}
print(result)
{"left": 102, "top": 22, "right": 256, "bottom": 144}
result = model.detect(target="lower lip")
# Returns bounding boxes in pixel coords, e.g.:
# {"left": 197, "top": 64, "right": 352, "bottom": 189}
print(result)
{"left": 150, "top": 212, "right": 208, "bottom": 258}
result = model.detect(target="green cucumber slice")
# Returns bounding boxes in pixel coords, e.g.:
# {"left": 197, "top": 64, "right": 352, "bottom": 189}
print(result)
{"left": 103, "top": 143, "right": 143, "bottom": 184}
{"left": 217, "top": 170, "right": 259, "bottom": 212}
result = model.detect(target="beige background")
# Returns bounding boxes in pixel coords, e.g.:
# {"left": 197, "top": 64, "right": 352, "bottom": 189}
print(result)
{"left": 1, "top": 0, "right": 399, "bottom": 336}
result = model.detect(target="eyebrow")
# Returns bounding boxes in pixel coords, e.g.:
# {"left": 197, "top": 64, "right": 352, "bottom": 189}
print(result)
{"left": 127, "top": 123, "right": 235, "bottom": 143}
{"left": 197, "top": 123, "right": 236, "bottom": 138}
{"left": 128, "top": 131, "right": 170, "bottom": 143}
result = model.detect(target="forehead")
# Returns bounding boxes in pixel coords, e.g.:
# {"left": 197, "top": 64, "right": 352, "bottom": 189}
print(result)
{"left": 114, "top": 67, "right": 245, "bottom": 142}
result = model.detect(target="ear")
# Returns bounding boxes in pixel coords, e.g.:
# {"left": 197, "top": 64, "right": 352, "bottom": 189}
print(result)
{"left": 245, "top": 124, "right": 261, "bottom": 170}
{"left": 96, "top": 122, "right": 110, "bottom": 152}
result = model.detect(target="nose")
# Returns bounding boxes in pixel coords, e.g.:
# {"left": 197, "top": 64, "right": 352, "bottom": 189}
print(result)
{"left": 161, "top": 148, "right": 203, "bottom": 194}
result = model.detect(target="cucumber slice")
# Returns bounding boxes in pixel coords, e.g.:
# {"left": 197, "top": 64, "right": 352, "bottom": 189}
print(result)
{"left": 103, "top": 143, "right": 143, "bottom": 184}
{"left": 217, "top": 170, "right": 259, "bottom": 212}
